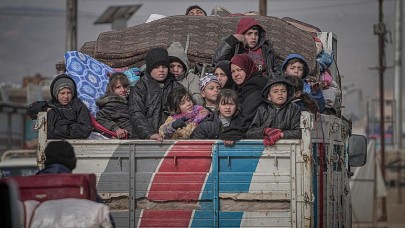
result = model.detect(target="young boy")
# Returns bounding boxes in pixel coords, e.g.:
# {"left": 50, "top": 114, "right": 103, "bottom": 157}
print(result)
{"left": 245, "top": 77, "right": 301, "bottom": 146}
{"left": 129, "top": 47, "right": 183, "bottom": 141}
{"left": 213, "top": 17, "right": 280, "bottom": 78}
{"left": 28, "top": 73, "right": 92, "bottom": 139}
{"left": 167, "top": 42, "right": 202, "bottom": 104}
{"left": 282, "top": 53, "right": 325, "bottom": 112}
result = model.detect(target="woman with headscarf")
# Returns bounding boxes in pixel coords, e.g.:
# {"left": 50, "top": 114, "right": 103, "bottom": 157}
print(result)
{"left": 219, "top": 54, "right": 269, "bottom": 145}
{"left": 213, "top": 60, "right": 235, "bottom": 90}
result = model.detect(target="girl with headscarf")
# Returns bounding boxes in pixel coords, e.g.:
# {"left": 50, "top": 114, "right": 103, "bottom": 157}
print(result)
{"left": 219, "top": 54, "right": 269, "bottom": 144}
{"left": 213, "top": 60, "right": 235, "bottom": 90}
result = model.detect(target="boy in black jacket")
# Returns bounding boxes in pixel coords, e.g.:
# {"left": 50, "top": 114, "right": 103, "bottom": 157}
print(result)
{"left": 246, "top": 77, "right": 301, "bottom": 146}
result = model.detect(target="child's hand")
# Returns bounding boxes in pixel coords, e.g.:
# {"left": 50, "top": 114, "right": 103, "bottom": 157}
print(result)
{"left": 172, "top": 116, "right": 190, "bottom": 129}
{"left": 199, "top": 108, "right": 210, "bottom": 117}
{"left": 115, "top": 128, "right": 128, "bottom": 139}
{"left": 149, "top": 134, "right": 163, "bottom": 142}
{"left": 233, "top": 34, "right": 245, "bottom": 43}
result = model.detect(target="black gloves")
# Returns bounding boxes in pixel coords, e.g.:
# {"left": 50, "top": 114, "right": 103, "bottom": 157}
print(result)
{"left": 171, "top": 116, "right": 190, "bottom": 129}
{"left": 27, "top": 101, "right": 49, "bottom": 120}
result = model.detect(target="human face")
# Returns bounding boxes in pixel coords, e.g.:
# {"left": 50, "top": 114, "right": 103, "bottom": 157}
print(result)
{"left": 244, "top": 28, "right": 259, "bottom": 48}
{"left": 285, "top": 62, "right": 304, "bottom": 78}
{"left": 113, "top": 81, "right": 128, "bottom": 97}
{"left": 150, "top": 65, "right": 169, "bottom": 81}
{"left": 170, "top": 62, "right": 184, "bottom": 78}
{"left": 230, "top": 64, "right": 246, "bottom": 86}
{"left": 267, "top": 84, "right": 288, "bottom": 107}
{"left": 218, "top": 99, "right": 236, "bottom": 118}
{"left": 201, "top": 82, "right": 221, "bottom": 106}
{"left": 178, "top": 95, "right": 194, "bottom": 114}
{"left": 214, "top": 68, "right": 228, "bottom": 88}
{"left": 187, "top": 8, "right": 205, "bottom": 16}
{"left": 57, "top": 88, "right": 73, "bottom": 105}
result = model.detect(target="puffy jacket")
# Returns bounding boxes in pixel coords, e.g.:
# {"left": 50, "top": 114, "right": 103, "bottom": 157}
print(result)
{"left": 190, "top": 111, "right": 235, "bottom": 139}
{"left": 213, "top": 18, "right": 281, "bottom": 78}
{"left": 129, "top": 72, "right": 183, "bottom": 139}
{"left": 219, "top": 72, "right": 269, "bottom": 140}
{"left": 167, "top": 42, "right": 203, "bottom": 104}
{"left": 96, "top": 93, "right": 133, "bottom": 138}
{"left": 47, "top": 74, "right": 92, "bottom": 139}
{"left": 245, "top": 77, "right": 301, "bottom": 139}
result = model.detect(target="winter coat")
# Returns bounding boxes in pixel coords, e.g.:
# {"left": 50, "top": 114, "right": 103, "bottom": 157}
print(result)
{"left": 245, "top": 77, "right": 302, "bottom": 139}
{"left": 167, "top": 42, "right": 203, "bottom": 104}
{"left": 190, "top": 111, "right": 233, "bottom": 139}
{"left": 159, "top": 105, "right": 208, "bottom": 139}
{"left": 219, "top": 72, "right": 269, "bottom": 140}
{"left": 129, "top": 72, "right": 183, "bottom": 139}
{"left": 47, "top": 74, "right": 92, "bottom": 139}
{"left": 282, "top": 54, "right": 326, "bottom": 112}
{"left": 213, "top": 18, "right": 281, "bottom": 78}
{"left": 36, "top": 164, "right": 72, "bottom": 175}
{"left": 96, "top": 93, "right": 133, "bottom": 138}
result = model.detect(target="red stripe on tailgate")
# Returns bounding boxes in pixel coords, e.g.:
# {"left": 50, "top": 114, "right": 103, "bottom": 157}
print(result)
{"left": 139, "top": 141, "right": 213, "bottom": 227}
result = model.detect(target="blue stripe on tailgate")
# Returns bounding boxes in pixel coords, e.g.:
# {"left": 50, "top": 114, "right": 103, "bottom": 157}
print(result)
{"left": 191, "top": 141, "right": 264, "bottom": 227}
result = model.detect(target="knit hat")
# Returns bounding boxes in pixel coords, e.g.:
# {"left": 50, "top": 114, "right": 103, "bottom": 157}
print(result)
{"left": 51, "top": 74, "right": 76, "bottom": 100}
{"left": 44, "top": 141, "right": 77, "bottom": 170}
{"left": 199, "top": 73, "right": 220, "bottom": 91}
{"left": 230, "top": 54, "right": 258, "bottom": 86}
{"left": 145, "top": 48, "right": 171, "bottom": 75}
{"left": 185, "top": 5, "right": 207, "bottom": 16}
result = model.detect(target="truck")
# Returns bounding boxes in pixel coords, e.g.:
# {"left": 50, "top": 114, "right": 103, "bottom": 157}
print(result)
{"left": 34, "top": 111, "right": 366, "bottom": 228}
{"left": 34, "top": 15, "right": 367, "bottom": 227}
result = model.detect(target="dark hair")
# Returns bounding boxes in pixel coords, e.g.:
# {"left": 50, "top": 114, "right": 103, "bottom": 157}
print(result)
{"left": 167, "top": 87, "right": 195, "bottom": 114}
{"left": 286, "top": 58, "right": 305, "bottom": 68}
{"left": 216, "top": 89, "right": 239, "bottom": 111}
{"left": 185, "top": 5, "right": 207, "bottom": 15}
{"left": 286, "top": 75, "right": 303, "bottom": 92}
{"left": 44, "top": 141, "right": 76, "bottom": 170}
{"left": 107, "top": 72, "right": 129, "bottom": 93}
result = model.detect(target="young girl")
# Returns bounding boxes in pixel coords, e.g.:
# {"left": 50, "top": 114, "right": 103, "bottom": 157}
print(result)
{"left": 159, "top": 87, "right": 209, "bottom": 139}
{"left": 199, "top": 73, "right": 221, "bottom": 112}
{"left": 191, "top": 89, "right": 239, "bottom": 139}
{"left": 214, "top": 60, "right": 235, "bottom": 89}
{"left": 96, "top": 72, "right": 132, "bottom": 139}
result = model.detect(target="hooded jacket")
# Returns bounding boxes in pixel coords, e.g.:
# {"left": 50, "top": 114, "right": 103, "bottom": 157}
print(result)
{"left": 47, "top": 74, "right": 92, "bottom": 139}
{"left": 282, "top": 54, "right": 326, "bottom": 112}
{"left": 245, "top": 77, "right": 301, "bottom": 139}
{"left": 96, "top": 93, "right": 133, "bottom": 138}
{"left": 129, "top": 72, "right": 183, "bottom": 139}
{"left": 167, "top": 42, "right": 202, "bottom": 104}
{"left": 281, "top": 53, "right": 310, "bottom": 79}
{"left": 213, "top": 17, "right": 281, "bottom": 78}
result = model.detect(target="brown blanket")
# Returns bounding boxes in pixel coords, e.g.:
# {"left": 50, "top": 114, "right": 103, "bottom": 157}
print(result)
{"left": 80, "top": 15, "right": 317, "bottom": 74}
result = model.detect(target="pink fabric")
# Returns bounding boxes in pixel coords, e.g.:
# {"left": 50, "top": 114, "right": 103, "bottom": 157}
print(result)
{"left": 172, "top": 105, "right": 208, "bottom": 124}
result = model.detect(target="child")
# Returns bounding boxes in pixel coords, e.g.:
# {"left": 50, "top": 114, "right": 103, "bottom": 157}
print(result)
{"left": 213, "top": 17, "right": 281, "bottom": 78}
{"left": 220, "top": 54, "right": 269, "bottom": 144}
{"left": 27, "top": 74, "right": 92, "bottom": 139}
{"left": 246, "top": 77, "right": 301, "bottom": 146}
{"left": 96, "top": 72, "right": 132, "bottom": 139}
{"left": 167, "top": 42, "right": 202, "bottom": 104}
{"left": 129, "top": 47, "right": 183, "bottom": 141}
{"left": 213, "top": 60, "right": 235, "bottom": 89}
{"left": 191, "top": 89, "right": 239, "bottom": 139}
{"left": 159, "top": 87, "right": 209, "bottom": 139}
{"left": 199, "top": 73, "right": 221, "bottom": 112}
{"left": 282, "top": 53, "right": 325, "bottom": 112}
{"left": 286, "top": 75, "right": 319, "bottom": 114}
